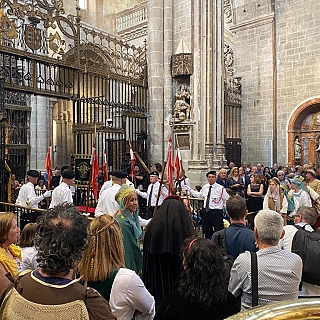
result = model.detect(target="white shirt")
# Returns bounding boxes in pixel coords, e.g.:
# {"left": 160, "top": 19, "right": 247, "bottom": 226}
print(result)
{"left": 95, "top": 184, "right": 121, "bottom": 217}
{"left": 16, "top": 182, "right": 43, "bottom": 208}
{"left": 109, "top": 268, "right": 155, "bottom": 320}
{"left": 99, "top": 180, "right": 113, "bottom": 197}
{"left": 189, "top": 182, "right": 229, "bottom": 210}
{"left": 136, "top": 181, "right": 168, "bottom": 207}
{"left": 20, "top": 246, "right": 38, "bottom": 270}
{"left": 49, "top": 182, "right": 73, "bottom": 208}
{"left": 288, "top": 189, "right": 312, "bottom": 215}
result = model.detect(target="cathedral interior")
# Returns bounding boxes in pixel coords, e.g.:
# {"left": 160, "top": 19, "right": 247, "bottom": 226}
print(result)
{"left": 0, "top": 0, "right": 320, "bottom": 189}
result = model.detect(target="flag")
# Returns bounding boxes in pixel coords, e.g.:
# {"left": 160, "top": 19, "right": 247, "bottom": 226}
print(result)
{"left": 90, "top": 144, "right": 99, "bottom": 200}
{"left": 130, "top": 143, "right": 136, "bottom": 181}
{"left": 45, "top": 142, "right": 52, "bottom": 189}
{"left": 175, "top": 148, "right": 182, "bottom": 180}
{"left": 167, "top": 138, "right": 174, "bottom": 194}
{"left": 102, "top": 149, "right": 108, "bottom": 182}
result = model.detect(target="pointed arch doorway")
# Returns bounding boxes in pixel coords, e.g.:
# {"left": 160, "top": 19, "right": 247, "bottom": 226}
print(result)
{"left": 288, "top": 98, "right": 320, "bottom": 167}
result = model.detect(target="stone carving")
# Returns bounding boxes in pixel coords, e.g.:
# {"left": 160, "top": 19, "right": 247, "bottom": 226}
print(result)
{"left": 224, "top": 43, "right": 234, "bottom": 77}
{"left": 224, "top": 0, "right": 233, "bottom": 25}
{"left": 294, "top": 137, "right": 302, "bottom": 159}
{"left": 173, "top": 85, "right": 191, "bottom": 122}
{"left": 171, "top": 53, "right": 193, "bottom": 77}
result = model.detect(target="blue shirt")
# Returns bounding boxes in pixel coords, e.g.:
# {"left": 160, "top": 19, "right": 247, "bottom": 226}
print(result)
{"left": 225, "top": 223, "right": 257, "bottom": 258}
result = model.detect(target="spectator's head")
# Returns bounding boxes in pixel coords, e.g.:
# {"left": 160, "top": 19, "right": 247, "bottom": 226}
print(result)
{"left": 79, "top": 215, "right": 125, "bottom": 283}
{"left": 17, "top": 222, "right": 37, "bottom": 248}
{"left": 226, "top": 194, "right": 247, "bottom": 221}
{"left": 0, "top": 212, "right": 20, "bottom": 245}
{"left": 218, "top": 169, "right": 227, "bottom": 180}
{"left": 254, "top": 210, "right": 284, "bottom": 246}
{"left": 228, "top": 167, "right": 239, "bottom": 178}
{"left": 179, "top": 238, "right": 227, "bottom": 307}
{"left": 154, "top": 163, "right": 163, "bottom": 173}
{"left": 305, "top": 170, "right": 316, "bottom": 181}
{"left": 251, "top": 166, "right": 257, "bottom": 174}
{"left": 133, "top": 164, "right": 140, "bottom": 174}
{"left": 228, "top": 162, "right": 235, "bottom": 169}
{"left": 194, "top": 185, "right": 202, "bottom": 192}
{"left": 277, "top": 170, "right": 285, "bottom": 181}
{"left": 295, "top": 206, "right": 317, "bottom": 226}
{"left": 35, "top": 203, "right": 89, "bottom": 276}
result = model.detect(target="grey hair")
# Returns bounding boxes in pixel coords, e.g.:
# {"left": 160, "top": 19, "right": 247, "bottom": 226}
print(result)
{"left": 254, "top": 210, "right": 283, "bottom": 245}
{"left": 296, "top": 206, "right": 317, "bottom": 225}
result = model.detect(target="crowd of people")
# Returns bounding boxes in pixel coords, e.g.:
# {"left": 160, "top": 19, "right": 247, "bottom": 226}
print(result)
{"left": 1, "top": 159, "right": 320, "bottom": 318}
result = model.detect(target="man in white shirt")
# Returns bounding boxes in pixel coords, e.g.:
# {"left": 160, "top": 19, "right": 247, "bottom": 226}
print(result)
{"left": 49, "top": 169, "right": 75, "bottom": 208}
{"left": 136, "top": 171, "right": 169, "bottom": 219}
{"left": 279, "top": 206, "right": 320, "bottom": 297}
{"left": 16, "top": 170, "right": 51, "bottom": 208}
{"left": 184, "top": 170, "right": 229, "bottom": 239}
{"left": 95, "top": 170, "right": 128, "bottom": 217}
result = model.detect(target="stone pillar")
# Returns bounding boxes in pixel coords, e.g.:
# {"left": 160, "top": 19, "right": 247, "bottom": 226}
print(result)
{"left": 30, "top": 96, "right": 53, "bottom": 170}
{"left": 52, "top": 100, "right": 74, "bottom": 168}
{"left": 148, "top": 0, "right": 173, "bottom": 165}
{"left": 188, "top": 0, "right": 226, "bottom": 184}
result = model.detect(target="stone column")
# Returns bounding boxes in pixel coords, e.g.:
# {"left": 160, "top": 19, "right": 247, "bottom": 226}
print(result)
{"left": 188, "top": 0, "right": 226, "bottom": 184}
{"left": 148, "top": 0, "right": 172, "bottom": 165}
{"left": 30, "top": 96, "right": 52, "bottom": 170}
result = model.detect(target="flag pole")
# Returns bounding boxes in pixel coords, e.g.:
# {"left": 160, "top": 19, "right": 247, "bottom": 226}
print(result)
{"left": 86, "top": 124, "right": 96, "bottom": 213}
{"left": 176, "top": 134, "right": 192, "bottom": 212}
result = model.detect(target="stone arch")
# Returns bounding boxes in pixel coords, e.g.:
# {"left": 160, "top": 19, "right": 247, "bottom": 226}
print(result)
{"left": 288, "top": 97, "right": 320, "bottom": 165}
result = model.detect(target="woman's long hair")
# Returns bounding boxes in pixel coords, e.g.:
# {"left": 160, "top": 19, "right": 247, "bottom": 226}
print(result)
{"left": 178, "top": 237, "right": 228, "bottom": 308}
{"left": 0, "top": 212, "right": 16, "bottom": 244}
{"left": 78, "top": 215, "right": 125, "bottom": 282}
{"left": 17, "top": 222, "right": 37, "bottom": 248}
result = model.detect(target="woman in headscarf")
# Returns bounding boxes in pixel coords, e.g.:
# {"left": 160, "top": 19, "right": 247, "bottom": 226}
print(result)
{"left": 142, "top": 195, "right": 194, "bottom": 307}
{"left": 288, "top": 177, "right": 312, "bottom": 216}
{"left": 114, "top": 184, "right": 142, "bottom": 275}
{"left": 263, "top": 177, "right": 288, "bottom": 224}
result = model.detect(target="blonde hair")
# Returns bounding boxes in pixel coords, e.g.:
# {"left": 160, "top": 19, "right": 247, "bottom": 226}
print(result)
{"left": 228, "top": 167, "right": 239, "bottom": 178}
{"left": 78, "top": 215, "right": 125, "bottom": 282}
{"left": 0, "top": 212, "right": 17, "bottom": 244}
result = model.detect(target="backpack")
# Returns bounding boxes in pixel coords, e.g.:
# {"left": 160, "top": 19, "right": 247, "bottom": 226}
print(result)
{"left": 291, "top": 225, "right": 320, "bottom": 285}
{"left": 0, "top": 271, "right": 89, "bottom": 320}
{"left": 213, "top": 229, "right": 235, "bottom": 276}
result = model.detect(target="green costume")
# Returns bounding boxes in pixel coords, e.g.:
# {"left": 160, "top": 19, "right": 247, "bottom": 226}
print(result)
{"left": 115, "top": 213, "right": 142, "bottom": 275}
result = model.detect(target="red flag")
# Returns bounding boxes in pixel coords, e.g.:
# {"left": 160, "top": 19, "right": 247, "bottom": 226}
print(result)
{"left": 45, "top": 141, "right": 52, "bottom": 189}
{"left": 130, "top": 143, "right": 136, "bottom": 181}
{"left": 102, "top": 149, "right": 108, "bottom": 182}
{"left": 90, "top": 145, "right": 99, "bottom": 200}
{"left": 175, "top": 148, "right": 182, "bottom": 180}
{"left": 167, "top": 138, "right": 174, "bottom": 194}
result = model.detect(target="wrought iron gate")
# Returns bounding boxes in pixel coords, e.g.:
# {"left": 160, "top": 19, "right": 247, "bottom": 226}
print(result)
{"left": 0, "top": 0, "right": 148, "bottom": 203}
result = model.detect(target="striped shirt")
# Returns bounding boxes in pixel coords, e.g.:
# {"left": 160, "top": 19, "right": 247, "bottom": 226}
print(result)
{"left": 228, "top": 246, "right": 302, "bottom": 310}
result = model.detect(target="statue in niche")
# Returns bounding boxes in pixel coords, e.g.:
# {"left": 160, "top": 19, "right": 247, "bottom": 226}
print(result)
{"left": 316, "top": 135, "right": 320, "bottom": 152}
{"left": 173, "top": 84, "right": 191, "bottom": 122}
{"left": 294, "top": 137, "right": 302, "bottom": 159}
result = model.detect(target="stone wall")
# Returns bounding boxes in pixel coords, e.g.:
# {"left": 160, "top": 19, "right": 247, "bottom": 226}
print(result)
{"left": 232, "top": 0, "right": 320, "bottom": 167}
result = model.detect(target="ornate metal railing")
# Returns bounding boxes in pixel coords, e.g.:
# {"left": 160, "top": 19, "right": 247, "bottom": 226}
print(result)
{"left": 116, "top": 1, "right": 148, "bottom": 32}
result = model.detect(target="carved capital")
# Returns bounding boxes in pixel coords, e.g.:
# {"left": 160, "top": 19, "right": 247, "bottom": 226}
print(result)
{"left": 171, "top": 53, "right": 193, "bottom": 77}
